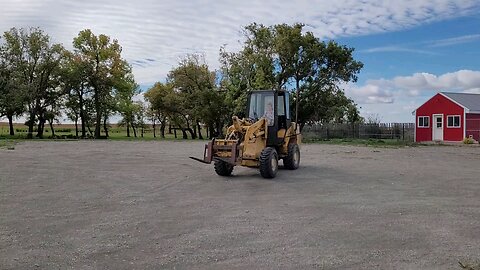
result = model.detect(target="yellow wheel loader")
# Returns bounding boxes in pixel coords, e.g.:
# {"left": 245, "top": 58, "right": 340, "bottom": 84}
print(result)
{"left": 190, "top": 90, "right": 301, "bottom": 178}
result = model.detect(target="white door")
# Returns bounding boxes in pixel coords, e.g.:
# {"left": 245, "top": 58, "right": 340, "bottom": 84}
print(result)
{"left": 433, "top": 114, "right": 444, "bottom": 141}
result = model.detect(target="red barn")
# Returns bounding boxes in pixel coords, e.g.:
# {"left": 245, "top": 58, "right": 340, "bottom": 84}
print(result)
{"left": 413, "top": 92, "right": 480, "bottom": 142}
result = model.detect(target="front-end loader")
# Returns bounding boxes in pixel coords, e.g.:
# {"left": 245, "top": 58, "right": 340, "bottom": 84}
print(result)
{"left": 190, "top": 89, "right": 301, "bottom": 178}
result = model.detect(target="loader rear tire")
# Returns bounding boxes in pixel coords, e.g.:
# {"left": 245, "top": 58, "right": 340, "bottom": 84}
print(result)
{"left": 283, "top": 143, "right": 300, "bottom": 170}
{"left": 214, "top": 160, "right": 234, "bottom": 176}
{"left": 259, "top": 147, "right": 278, "bottom": 179}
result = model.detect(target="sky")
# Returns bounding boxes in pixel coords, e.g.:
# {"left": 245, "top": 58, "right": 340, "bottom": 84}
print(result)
{"left": 1, "top": 0, "right": 480, "bottom": 122}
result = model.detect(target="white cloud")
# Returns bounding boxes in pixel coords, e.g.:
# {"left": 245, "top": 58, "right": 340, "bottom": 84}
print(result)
{"left": 427, "top": 34, "right": 480, "bottom": 47}
{"left": 1, "top": 0, "right": 479, "bottom": 84}
{"left": 342, "top": 70, "right": 480, "bottom": 121}
{"left": 463, "top": 88, "right": 480, "bottom": 94}
{"left": 344, "top": 83, "right": 394, "bottom": 104}
{"left": 391, "top": 70, "right": 480, "bottom": 91}
{"left": 360, "top": 45, "right": 436, "bottom": 55}
{"left": 345, "top": 70, "right": 480, "bottom": 104}
{"left": 361, "top": 33, "right": 480, "bottom": 56}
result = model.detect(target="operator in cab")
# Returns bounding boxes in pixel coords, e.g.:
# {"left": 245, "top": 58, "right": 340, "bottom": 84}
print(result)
{"left": 264, "top": 101, "right": 274, "bottom": 125}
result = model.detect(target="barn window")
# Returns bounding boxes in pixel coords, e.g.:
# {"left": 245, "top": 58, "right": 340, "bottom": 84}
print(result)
{"left": 418, "top": 116, "right": 429, "bottom": 128}
{"left": 447, "top": 115, "right": 461, "bottom": 128}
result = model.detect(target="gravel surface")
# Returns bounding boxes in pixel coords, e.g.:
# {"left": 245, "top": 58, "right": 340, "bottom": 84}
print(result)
{"left": 1, "top": 140, "right": 480, "bottom": 269}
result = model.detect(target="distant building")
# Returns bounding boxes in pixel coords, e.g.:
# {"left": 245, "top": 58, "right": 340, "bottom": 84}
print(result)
{"left": 413, "top": 92, "right": 480, "bottom": 142}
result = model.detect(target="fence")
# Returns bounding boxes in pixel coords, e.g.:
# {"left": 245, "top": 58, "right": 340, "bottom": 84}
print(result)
{"left": 466, "top": 117, "right": 480, "bottom": 141}
{"left": 302, "top": 123, "right": 415, "bottom": 142}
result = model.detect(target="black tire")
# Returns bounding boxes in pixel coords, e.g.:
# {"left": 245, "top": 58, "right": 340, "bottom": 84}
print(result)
{"left": 259, "top": 147, "right": 279, "bottom": 178}
{"left": 214, "top": 160, "right": 234, "bottom": 176}
{"left": 283, "top": 143, "right": 300, "bottom": 170}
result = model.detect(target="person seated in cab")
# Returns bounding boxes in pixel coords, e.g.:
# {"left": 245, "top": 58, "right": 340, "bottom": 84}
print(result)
{"left": 264, "top": 102, "right": 274, "bottom": 125}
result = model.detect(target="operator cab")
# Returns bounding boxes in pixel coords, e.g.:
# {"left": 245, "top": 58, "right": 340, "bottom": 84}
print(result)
{"left": 246, "top": 90, "right": 291, "bottom": 146}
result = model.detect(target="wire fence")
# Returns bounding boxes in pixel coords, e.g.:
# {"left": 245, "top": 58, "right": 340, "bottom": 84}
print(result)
{"left": 302, "top": 123, "right": 415, "bottom": 142}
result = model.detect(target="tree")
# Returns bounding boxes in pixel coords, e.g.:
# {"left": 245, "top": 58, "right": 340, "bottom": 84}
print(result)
{"left": 72, "top": 29, "right": 131, "bottom": 138}
{"left": 294, "top": 83, "right": 362, "bottom": 128}
{"left": 220, "top": 23, "right": 363, "bottom": 129}
{"left": 115, "top": 71, "right": 140, "bottom": 137}
{"left": 0, "top": 39, "right": 25, "bottom": 136}
{"left": 145, "top": 54, "right": 229, "bottom": 139}
{"left": 132, "top": 100, "right": 147, "bottom": 138}
{"left": 144, "top": 82, "right": 172, "bottom": 139}
{"left": 167, "top": 54, "right": 229, "bottom": 138}
{"left": 1, "top": 27, "right": 65, "bottom": 138}
{"left": 144, "top": 82, "right": 190, "bottom": 139}
{"left": 145, "top": 106, "right": 157, "bottom": 138}
{"left": 62, "top": 51, "right": 91, "bottom": 138}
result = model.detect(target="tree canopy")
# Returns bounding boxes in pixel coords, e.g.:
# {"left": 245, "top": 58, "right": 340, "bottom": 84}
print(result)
{"left": 220, "top": 23, "right": 364, "bottom": 129}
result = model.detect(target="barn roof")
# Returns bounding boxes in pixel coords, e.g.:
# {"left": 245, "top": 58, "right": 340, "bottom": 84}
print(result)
{"left": 441, "top": 92, "right": 480, "bottom": 112}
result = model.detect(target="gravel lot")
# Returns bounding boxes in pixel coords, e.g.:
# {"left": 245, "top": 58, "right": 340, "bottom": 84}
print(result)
{"left": 1, "top": 140, "right": 480, "bottom": 269}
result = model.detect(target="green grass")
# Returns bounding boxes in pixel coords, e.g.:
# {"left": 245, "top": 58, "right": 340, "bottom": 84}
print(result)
{"left": 0, "top": 124, "right": 208, "bottom": 141}
{"left": 0, "top": 139, "right": 16, "bottom": 150}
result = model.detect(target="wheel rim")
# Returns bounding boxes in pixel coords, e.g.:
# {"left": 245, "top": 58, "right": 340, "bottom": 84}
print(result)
{"left": 293, "top": 150, "right": 299, "bottom": 165}
{"left": 271, "top": 155, "right": 278, "bottom": 172}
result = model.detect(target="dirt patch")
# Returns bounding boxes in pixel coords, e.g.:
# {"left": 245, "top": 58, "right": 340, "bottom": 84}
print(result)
{"left": 1, "top": 141, "right": 479, "bottom": 269}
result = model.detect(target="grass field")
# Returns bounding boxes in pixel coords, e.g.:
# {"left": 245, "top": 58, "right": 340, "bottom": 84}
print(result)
{"left": 0, "top": 138, "right": 16, "bottom": 149}
{"left": 0, "top": 122, "right": 186, "bottom": 140}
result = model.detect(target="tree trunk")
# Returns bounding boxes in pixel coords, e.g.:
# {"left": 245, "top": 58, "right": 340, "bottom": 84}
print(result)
{"left": 141, "top": 125, "right": 144, "bottom": 138}
{"left": 27, "top": 111, "right": 35, "bottom": 139}
{"left": 193, "top": 124, "right": 198, "bottom": 139}
{"left": 196, "top": 121, "right": 203, "bottom": 140}
{"left": 79, "top": 94, "right": 86, "bottom": 138}
{"left": 87, "top": 124, "right": 93, "bottom": 137}
{"left": 37, "top": 115, "right": 45, "bottom": 139}
{"left": 181, "top": 129, "right": 188, "bottom": 139}
{"left": 75, "top": 118, "right": 79, "bottom": 138}
{"left": 7, "top": 114, "right": 14, "bottom": 136}
{"left": 160, "top": 119, "right": 166, "bottom": 139}
{"left": 127, "top": 121, "right": 130, "bottom": 137}
{"left": 94, "top": 89, "right": 101, "bottom": 138}
{"left": 189, "top": 126, "right": 196, "bottom": 139}
{"left": 208, "top": 124, "right": 215, "bottom": 139}
{"left": 152, "top": 119, "right": 156, "bottom": 138}
{"left": 216, "top": 121, "right": 223, "bottom": 137}
{"left": 49, "top": 120, "right": 55, "bottom": 137}
{"left": 185, "top": 128, "right": 195, "bottom": 139}
{"left": 132, "top": 123, "right": 137, "bottom": 138}
{"left": 183, "top": 115, "right": 196, "bottom": 139}
{"left": 95, "top": 110, "right": 101, "bottom": 138}
{"left": 103, "top": 116, "right": 109, "bottom": 138}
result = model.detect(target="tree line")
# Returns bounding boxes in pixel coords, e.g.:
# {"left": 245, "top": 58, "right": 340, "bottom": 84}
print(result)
{"left": 1, "top": 23, "right": 364, "bottom": 139}
{"left": 0, "top": 27, "right": 139, "bottom": 138}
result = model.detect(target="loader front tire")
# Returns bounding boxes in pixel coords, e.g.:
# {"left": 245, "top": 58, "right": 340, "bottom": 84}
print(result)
{"left": 259, "top": 147, "right": 278, "bottom": 179}
{"left": 214, "top": 160, "right": 234, "bottom": 176}
{"left": 283, "top": 143, "right": 300, "bottom": 170}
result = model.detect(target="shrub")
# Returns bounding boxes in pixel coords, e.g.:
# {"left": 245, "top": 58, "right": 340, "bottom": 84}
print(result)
{"left": 463, "top": 137, "right": 475, "bottom": 144}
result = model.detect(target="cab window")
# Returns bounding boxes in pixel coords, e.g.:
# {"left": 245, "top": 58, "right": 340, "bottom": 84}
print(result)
{"left": 248, "top": 92, "right": 275, "bottom": 126}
